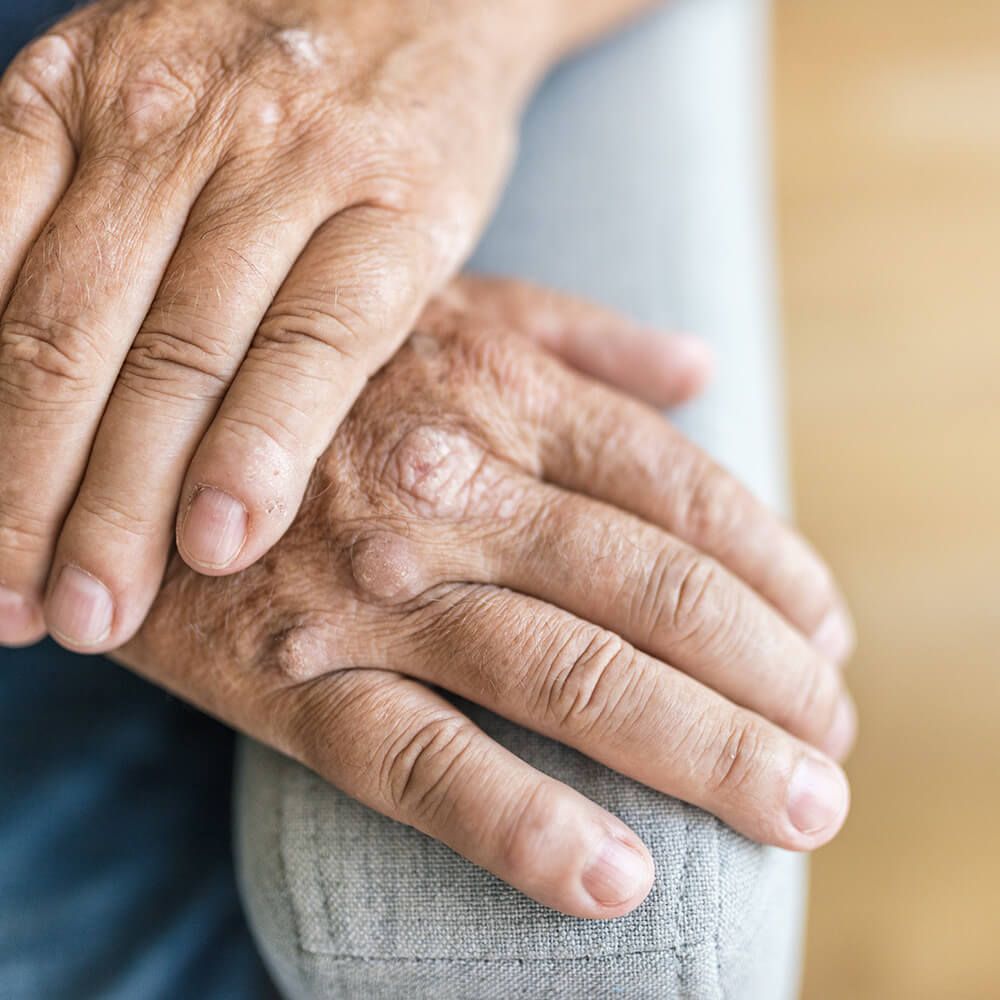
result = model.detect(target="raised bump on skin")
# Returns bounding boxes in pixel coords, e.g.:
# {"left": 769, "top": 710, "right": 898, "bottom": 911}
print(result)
{"left": 350, "top": 531, "right": 426, "bottom": 604}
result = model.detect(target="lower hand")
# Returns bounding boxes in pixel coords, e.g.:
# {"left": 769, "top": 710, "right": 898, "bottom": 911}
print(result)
{"left": 117, "top": 277, "right": 856, "bottom": 920}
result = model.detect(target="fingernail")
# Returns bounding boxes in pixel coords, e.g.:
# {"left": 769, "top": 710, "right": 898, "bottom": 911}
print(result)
{"left": 0, "top": 586, "right": 39, "bottom": 644}
{"left": 811, "top": 607, "right": 855, "bottom": 663}
{"left": 181, "top": 487, "right": 248, "bottom": 569}
{"left": 822, "top": 694, "right": 858, "bottom": 762}
{"left": 48, "top": 567, "right": 113, "bottom": 646}
{"left": 582, "top": 835, "right": 651, "bottom": 907}
{"left": 787, "top": 756, "right": 849, "bottom": 837}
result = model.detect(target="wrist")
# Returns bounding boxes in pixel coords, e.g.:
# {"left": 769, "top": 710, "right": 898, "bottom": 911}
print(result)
{"left": 460, "top": 0, "right": 660, "bottom": 106}
{"left": 429, "top": 2, "right": 568, "bottom": 109}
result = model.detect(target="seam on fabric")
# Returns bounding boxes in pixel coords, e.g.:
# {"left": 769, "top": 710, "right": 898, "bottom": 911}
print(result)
{"left": 676, "top": 803, "right": 692, "bottom": 993}
{"left": 715, "top": 850, "right": 793, "bottom": 981}
{"left": 296, "top": 941, "right": 724, "bottom": 964}
{"left": 311, "top": 774, "right": 338, "bottom": 953}
{"left": 713, "top": 816, "right": 725, "bottom": 1000}
{"left": 277, "top": 761, "right": 310, "bottom": 962}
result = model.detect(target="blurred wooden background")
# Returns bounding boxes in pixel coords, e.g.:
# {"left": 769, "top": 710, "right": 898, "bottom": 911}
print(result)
{"left": 774, "top": 1, "right": 1000, "bottom": 996}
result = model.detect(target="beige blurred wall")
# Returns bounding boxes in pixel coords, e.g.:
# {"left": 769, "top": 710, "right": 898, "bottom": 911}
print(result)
{"left": 774, "top": 1, "right": 1000, "bottom": 996}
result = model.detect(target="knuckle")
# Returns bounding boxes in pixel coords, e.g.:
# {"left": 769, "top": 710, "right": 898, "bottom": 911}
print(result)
{"left": 112, "top": 59, "right": 201, "bottom": 150}
{"left": 676, "top": 458, "right": 744, "bottom": 549}
{"left": 233, "top": 86, "right": 289, "bottom": 136}
{"left": 785, "top": 661, "right": 843, "bottom": 740}
{"left": 665, "top": 553, "right": 726, "bottom": 644}
{"left": 212, "top": 408, "right": 302, "bottom": 487}
{"left": 72, "top": 492, "right": 158, "bottom": 543}
{"left": 266, "top": 26, "right": 328, "bottom": 75}
{"left": 0, "top": 33, "right": 80, "bottom": 138}
{"left": 117, "top": 328, "right": 231, "bottom": 405}
{"left": 355, "top": 165, "right": 430, "bottom": 217}
{"left": 257, "top": 300, "right": 363, "bottom": 365}
{"left": 459, "top": 324, "right": 532, "bottom": 392}
{"left": 450, "top": 325, "right": 557, "bottom": 445}
{"left": 348, "top": 529, "right": 429, "bottom": 606}
{"left": 0, "top": 495, "right": 52, "bottom": 559}
{"left": 539, "top": 626, "right": 639, "bottom": 738}
{"left": 498, "top": 782, "right": 564, "bottom": 883}
{"left": 267, "top": 622, "right": 332, "bottom": 685}
{"left": 380, "top": 713, "right": 476, "bottom": 824}
{"left": 626, "top": 544, "right": 680, "bottom": 646}
{"left": 232, "top": 77, "right": 326, "bottom": 154}
{"left": 274, "top": 668, "right": 388, "bottom": 767}
{"left": 704, "top": 714, "right": 769, "bottom": 798}
{"left": 0, "top": 316, "right": 103, "bottom": 409}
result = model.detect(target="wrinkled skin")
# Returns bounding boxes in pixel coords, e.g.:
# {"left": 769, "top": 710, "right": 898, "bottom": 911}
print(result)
{"left": 116, "top": 277, "right": 857, "bottom": 920}
{"left": 0, "top": 0, "right": 648, "bottom": 651}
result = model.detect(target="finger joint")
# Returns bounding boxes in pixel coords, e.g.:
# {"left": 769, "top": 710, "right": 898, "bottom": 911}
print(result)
{"left": 117, "top": 328, "right": 232, "bottom": 405}
{"left": 706, "top": 716, "right": 768, "bottom": 798}
{"left": 381, "top": 714, "right": 477, "bottom": 826}
{"left": 0, "top": 33, "right": 81, "bottom": 141}
{"left": 0, "top": 315, "right": 105, "bottom": 409}
{"left": 540, "top": 627, "right": 639, "bottom": 740}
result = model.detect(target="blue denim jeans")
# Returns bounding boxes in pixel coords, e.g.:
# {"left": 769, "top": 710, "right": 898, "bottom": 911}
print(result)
{"left": 0, "top": 9, "right": 272, "bottom": 998}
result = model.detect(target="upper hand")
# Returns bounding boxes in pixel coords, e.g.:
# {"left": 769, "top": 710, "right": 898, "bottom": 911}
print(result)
{"left": 0, "top": 0, "right": 562, "bottom": 649}
{"left": 116, "top": 276, "right": 856, "bottom": 920}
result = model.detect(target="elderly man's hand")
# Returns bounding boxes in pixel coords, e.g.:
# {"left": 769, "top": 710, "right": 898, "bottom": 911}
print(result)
{"left": 115, "top": 276, "right": 856, "bottom": 920}
{"left": 0, "top": 0, "right": 653, "bottom": 651}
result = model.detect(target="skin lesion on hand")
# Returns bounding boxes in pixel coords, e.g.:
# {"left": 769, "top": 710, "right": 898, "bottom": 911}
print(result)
{"left": 348, "top": 530, "right": 428, "bottom": 606}
{"left": 382, "top": 425, "right": 519, "bottom": 522}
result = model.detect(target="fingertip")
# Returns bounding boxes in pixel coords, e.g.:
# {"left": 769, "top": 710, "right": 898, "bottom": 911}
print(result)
{"left": 657, "top": 332, "right": 716, "bottom": 406}
{"left": 0, "top": 587, "right": 46, "bottom": 647}
{"left": 811, "top": 604, "right": 857, "bottom": 665}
